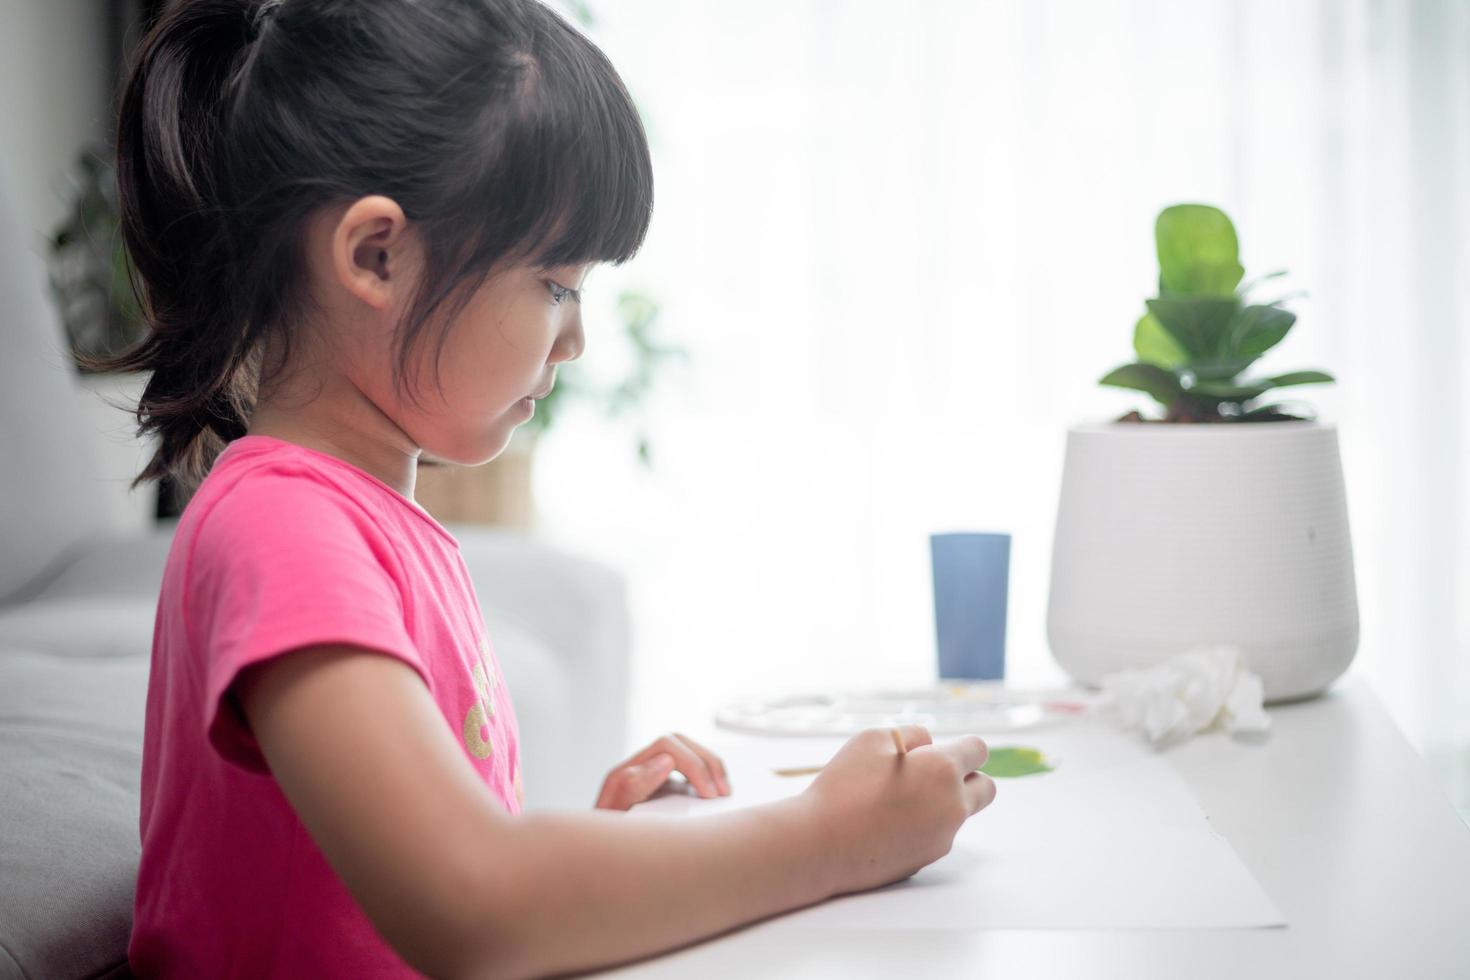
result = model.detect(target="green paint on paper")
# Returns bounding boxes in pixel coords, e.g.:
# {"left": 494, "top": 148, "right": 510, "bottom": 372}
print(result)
{"left": 980, "top": 746, "right": 1054, "bottom": 778}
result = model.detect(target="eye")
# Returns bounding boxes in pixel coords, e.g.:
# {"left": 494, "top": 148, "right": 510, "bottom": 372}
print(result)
{"left": 545, "top": 280, "right": 578, "bottom": 305}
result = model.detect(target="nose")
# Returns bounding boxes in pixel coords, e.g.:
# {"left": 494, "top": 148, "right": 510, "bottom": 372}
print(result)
{"left": 550, "top": 310, "right": 585, "bottom": 364}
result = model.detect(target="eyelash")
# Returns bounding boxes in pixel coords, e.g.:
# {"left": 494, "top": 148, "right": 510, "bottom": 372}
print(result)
{"left": 546, "top": 280, "right": 581, "bottom": 306}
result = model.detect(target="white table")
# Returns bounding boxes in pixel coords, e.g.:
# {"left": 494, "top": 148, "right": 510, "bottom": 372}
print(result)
{"left": 604, "top": 677, "right": 1470, "bottom": 979}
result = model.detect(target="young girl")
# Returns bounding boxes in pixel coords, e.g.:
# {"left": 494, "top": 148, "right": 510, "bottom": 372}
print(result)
{"left": 111, "top": 1, "right": 997, "bottom": 976}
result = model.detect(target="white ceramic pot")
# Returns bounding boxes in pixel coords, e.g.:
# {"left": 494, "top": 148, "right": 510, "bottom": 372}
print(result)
{"left": 1046, "top": 420, "right": 1358, "bottom": 702}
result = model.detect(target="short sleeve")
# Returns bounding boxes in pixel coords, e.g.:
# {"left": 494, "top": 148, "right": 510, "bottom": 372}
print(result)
{"left": 186, "top": 469, "right": 429, "bottom": 773}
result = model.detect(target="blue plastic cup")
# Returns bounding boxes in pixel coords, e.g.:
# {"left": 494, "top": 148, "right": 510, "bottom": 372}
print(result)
{"left": 930, "top": 532, "right": 1011, "bottom": 681}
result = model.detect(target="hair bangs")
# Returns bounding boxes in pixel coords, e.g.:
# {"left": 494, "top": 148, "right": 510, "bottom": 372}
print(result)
{"left": 512, "top": 5, "right": 654, "bottom": 269}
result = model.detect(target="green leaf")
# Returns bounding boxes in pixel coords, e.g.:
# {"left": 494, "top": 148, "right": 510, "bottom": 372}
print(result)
{"left": 1187, "top": 356, "right": 1259, "bottom": 382}
{"left": 1240, "top": 269, "right": 1289, "bottom": 294}
{"left": 1260, "top": 370, "right": 1334, "bottom": 388}
{"left": 1234, "top": 305, "right": 1296, "bottom": 357}
{"left": 1241, "top": 403, "right": 1310, "bottom": 421}
{"left": 1146, "top": 296, "right": 1240, "bottom": 358}
{"left": 1133, "top": 312, "right": 1189, "bottom": 368}
{"left": 1155, "top": 204, "right": 1245, "bottom": 297}
{"left": 980, "top": 746, "right": 1054, "bottom": 779}
{"left": 1188, "top": 379, "right": 1272, "bottom": 401}
{"left": 1099, "top": 362, "right": 1184, "bottom": 408}
{"left": 1189, "top": 369, "right": 1334, "bottom": 402}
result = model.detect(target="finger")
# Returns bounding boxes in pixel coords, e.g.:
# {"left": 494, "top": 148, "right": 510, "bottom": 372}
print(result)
{"left": 627, "top": 753, "right": 678, "bottom": 805}
{"left": 595, "top": 756, "right": 667, "bottom": 810}
{"left": 611, "top": 740, "right": 664, "bottom": 772}
{"left": 892, "top": 724, "right": 934, "bottom": 753}
{"left": 936, "top": 734, "right": 989, "bottom": 773}
{"left": 661, "top": 735, "right": 722, "bottom": 798}
{"left": 616, "top": 733, "right": 704, "bottom": 771}
{"left": 595, "top": 753, "right": 675, "bottom": 810}
{"left": 626, "top": 734, "right": 720, "bottom": 798}
{"left": 962, "top": 770, "right": 997, "bottom": 815}
{"left": 673, "top": 731, "right": 731, "bottom": 794}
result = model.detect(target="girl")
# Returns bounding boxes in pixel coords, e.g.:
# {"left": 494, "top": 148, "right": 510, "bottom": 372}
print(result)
{"left": 110, "top": 1, "right": 998, "bottom": 976}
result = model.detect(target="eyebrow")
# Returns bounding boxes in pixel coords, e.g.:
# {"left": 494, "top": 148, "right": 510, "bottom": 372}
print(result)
{"left": 534, "top": 262, "right": 592, "bottom": 286}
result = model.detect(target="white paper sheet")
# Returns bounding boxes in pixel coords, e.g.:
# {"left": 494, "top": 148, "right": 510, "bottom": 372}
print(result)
{"left": 634, "top": 722, "right": 1284, "bottom": 930}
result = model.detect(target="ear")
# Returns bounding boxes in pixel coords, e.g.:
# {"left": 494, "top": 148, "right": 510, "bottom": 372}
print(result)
{"left": 329, "top": 195, "right": 411, "bottom": 311}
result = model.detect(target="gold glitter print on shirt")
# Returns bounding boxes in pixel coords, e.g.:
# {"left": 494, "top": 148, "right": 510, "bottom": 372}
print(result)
{"left": 471, "top": 661, "right": 494, "bottom": 698}
{"left": 478, "top": 638, "right": 498, "bottom": 689}
{"left": 462, "top": 649, "right": 497, "bottom": 760}
{"left": 463, "top": 702, "right": 493, "bottom": 760}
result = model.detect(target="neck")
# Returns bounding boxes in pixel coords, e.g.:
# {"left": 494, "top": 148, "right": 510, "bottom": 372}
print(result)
{"left": 247, "top": 372, "right": 422, "bottom": 501}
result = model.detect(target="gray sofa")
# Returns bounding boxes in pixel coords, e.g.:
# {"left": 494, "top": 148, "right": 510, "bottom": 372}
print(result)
{"left": 0, "top": 179, "right": 630, "bottom": 978}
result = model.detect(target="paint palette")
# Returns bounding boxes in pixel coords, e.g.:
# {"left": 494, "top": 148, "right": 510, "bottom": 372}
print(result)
{"left": 714, "top": 682, "right": 1093, "bottom": 737}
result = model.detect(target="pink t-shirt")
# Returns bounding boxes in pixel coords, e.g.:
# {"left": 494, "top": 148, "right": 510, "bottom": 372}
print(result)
{"left": 129, "top": 434, "right": 522, "bottom": 978}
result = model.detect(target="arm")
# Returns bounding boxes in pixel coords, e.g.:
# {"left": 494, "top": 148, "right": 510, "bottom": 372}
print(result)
{"left": 236, "top": 646, "right": 992, "bottom": 979}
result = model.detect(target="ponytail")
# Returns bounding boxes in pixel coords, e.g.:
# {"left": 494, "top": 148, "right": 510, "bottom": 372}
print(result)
{"left": 99, "top": 0, "right": 278, "bottom": 489}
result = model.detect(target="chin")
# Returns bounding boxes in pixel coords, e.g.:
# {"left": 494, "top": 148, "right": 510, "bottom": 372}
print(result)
{"left": 426, "top": 429, "right": 515, "bottom": 468}
{"left": 468, "top": 442, "right": 512, "bottom": 467}
{"left": 411, "top": 404, "right": 530, "bottom": 467}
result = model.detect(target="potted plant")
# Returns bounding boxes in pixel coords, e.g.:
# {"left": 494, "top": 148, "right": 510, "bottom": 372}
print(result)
{"left": 1046, "top": 204, "right": 1358, "bottom": 702}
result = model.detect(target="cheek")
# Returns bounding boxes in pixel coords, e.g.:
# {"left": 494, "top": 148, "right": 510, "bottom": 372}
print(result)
{"left": 432, "top": 313, "right": 549, "bottom": 414}
{"left": 395, "top": 277, "right": 554, "bottom": 421}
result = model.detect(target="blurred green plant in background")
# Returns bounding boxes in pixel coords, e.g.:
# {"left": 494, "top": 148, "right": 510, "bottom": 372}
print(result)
{"left": 1100, "top": 203, "right": 1334, "bottom": 423}
{"left": 523, "top": 291, "right": 687, "bottom": 467}
{"left": 48, "top": 149, "right": 145, "bottom": 369}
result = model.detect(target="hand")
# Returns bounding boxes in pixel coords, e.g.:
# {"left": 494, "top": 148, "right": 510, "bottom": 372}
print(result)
{"left": 800, "top": 725, "right": 996, "bottom": 896}
{"left": 595, "top": 732, "right": 732, "bottom": 810}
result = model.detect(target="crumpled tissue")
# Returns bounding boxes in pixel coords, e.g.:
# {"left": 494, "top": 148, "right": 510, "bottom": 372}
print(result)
{"left": 1098, "top": 646, "right": 1270, "bottom": 747}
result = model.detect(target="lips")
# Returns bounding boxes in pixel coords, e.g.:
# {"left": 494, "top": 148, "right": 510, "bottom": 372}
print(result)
{"left": 529, "top": 380, "right": 554, "bottom": 399}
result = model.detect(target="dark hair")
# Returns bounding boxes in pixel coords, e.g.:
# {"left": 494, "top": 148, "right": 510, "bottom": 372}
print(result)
{"left": 99, "top": 0, "right": 653, "bottom": 488}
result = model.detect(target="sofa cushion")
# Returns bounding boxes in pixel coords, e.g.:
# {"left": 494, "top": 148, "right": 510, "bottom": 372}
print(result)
{"left": 19, "top": 528, "right": 175, "bottom": 603}
{"left": 0, "top": 598, "right": 160, "bottom": 660}
{"left": 0, "top": 649, "right": 147, "bottom": 980}
{"left": 0, "top": 530, "right": 174, "bottom": 660}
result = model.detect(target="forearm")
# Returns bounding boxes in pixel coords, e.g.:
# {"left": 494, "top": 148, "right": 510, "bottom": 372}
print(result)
{"left": 461, "top": 796, "right": 834, "bottom": 979}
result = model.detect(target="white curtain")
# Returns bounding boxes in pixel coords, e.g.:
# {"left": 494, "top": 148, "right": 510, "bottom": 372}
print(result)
{"left": 536, "top": 0, "right": 1470, "bottom": 773}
